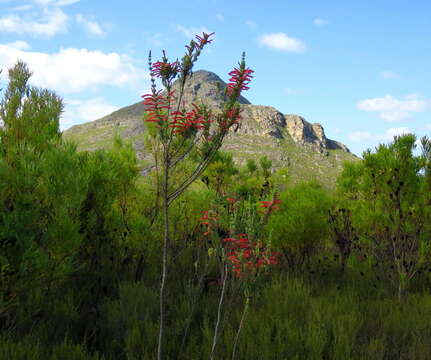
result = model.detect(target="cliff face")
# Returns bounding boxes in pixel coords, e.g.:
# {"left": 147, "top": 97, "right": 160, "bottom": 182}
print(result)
{"left": 63, "top": 69, "right": 358, "bottom": 189}
{"left": 171, "top": 70, "right": 349, "bottom": 153}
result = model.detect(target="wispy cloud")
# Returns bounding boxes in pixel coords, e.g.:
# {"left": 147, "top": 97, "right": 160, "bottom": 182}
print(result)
{"left": 284, "top": 88, "right": 303, "bottom": 95}
{"left": 215, "top": 14, "right": 224, "bottom": 21}
{"left": 313, "top": 18, "right": 329, "bottom": 26}
{"left": 349, "top": 127, "right": 411, "bottom": 142}
{"left": 143, "top": 31, "right": 163, "bottom": 47}
{"left": 4, "top": 40, "right": 31, "bottom": 50}
{"left": 33, "top": 0, "right": 79, "bottom": 6}
{"left": 55, "top": 0, "right": 80, "bottom": 6}
{"left": 0, "top": 7, "right": 68, "bottom": 37}
{"left": 357, "top": 94, "right": 429, "bottom": 122}
{"left": 9, "top": 4, "right": 33, "bottom": 11}
{"left": 62, "top": 97, "right": 118, "bottom": 129}
{"left": 174, "top": 24, "right": 211, "bottom": 39}
{"left": 380, "top": 70, "right": 398, "bottom": 79}
{"left": 258, "top": 32, "right": 306, "bottom": 53}
{"left": 245, "top": 20, "right": 257, "bottom": 28}
{"left": 76, "top": 14, "right": 105, "bottom": 36}
{"left": 0, "top": 43, "right": 147, "bottom": 93}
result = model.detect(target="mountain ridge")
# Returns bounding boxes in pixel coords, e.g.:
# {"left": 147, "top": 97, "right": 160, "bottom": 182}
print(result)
{"left": 63, "top": 69, "right": 359, "bottom": 189}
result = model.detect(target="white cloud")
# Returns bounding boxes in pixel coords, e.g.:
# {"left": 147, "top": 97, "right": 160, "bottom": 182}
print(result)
{"left": 76, "top": 14, "right": 105, "bottom": 36}
{"left": 174, "top": 24, "right": 211, "bottom": 39}
{"left": 349, "top": 127, "right": 411, "bottom": 142}
{"left": 9, "top": 4, "right": 33, "bottom": 11}
{"left": 33, "top": 0, "right": 79, "bottom": 6}
{"left": 258, "top": 32, "right": 306, "bottom": 53}
{"left": 313, "top": 18, "right": 329, "bottom": 26}
{"left": 61, "top": 97, "right": 118, "bottom": 129}
{"left": 215, "top": 14, "right": 224, "bottom": 21}
{"left": 0, "top": 43, "right": 147, "bottom": 93}
{"left": 4, "top": 40, "right": 31, "bottom": 50}
{"left": 381, "top": 70, "right": 398, "bottom": 79}
{"left": 143, "top": 32, "right": 163, "bottom": 47}
{"left": 284, "top": 88, "right": 303, "bottom": 95}
{"left": 245, "top": 20, "right": 257, "bottom": 28}
{"left": 55, "top": 0, "right": 80, "bottom": 6}
{"left": 0, "top": 7, "right": 68, "bottom": 37}
{"left": 357, "top": 94, "right": 429, "bottom": 122}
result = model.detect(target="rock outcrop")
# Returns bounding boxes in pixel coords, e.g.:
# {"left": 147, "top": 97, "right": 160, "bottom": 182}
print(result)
{"left": 64, "top": 69, "right": 358, "bottom": 189}
{"left": 284, "top": 114, "right": 349, "bottom": 153}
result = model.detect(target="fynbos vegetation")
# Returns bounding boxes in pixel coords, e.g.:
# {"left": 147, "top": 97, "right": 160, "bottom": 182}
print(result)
{"left": 1, "top": 34, "right": 431, "bottom": 360}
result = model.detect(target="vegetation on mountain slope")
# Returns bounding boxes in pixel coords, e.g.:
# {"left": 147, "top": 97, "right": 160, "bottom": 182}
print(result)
{"left": 1, "top": 57, "right": 431, "bottom": 360}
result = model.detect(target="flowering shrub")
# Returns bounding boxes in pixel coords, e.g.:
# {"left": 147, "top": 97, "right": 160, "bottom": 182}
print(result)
{"left": 200, "top": 209, "right": 218, "bottom": 236}
{"left": 223, "top": 234, "right": 279, "bottom": 278}
{"left": 141, "top": 31, "right": 254, "bottom": 360}
{"left": 142, "top": 32, "right": 253, "bottom": 150}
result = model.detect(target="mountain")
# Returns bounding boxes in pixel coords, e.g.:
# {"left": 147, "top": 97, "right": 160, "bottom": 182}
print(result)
{"left": 63, "top": 70, "right": 359, "bottom": 189}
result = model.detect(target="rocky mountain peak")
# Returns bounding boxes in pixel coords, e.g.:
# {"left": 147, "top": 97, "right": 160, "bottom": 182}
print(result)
{"left": 64, "top": 68, "right": 357, "bottom": 189}
{"left": 170, "top": 69, "right": 251, "bottom": 107}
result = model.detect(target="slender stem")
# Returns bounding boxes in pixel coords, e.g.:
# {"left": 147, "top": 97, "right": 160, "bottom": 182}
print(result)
{"left": 168, "top": 133, "right": 226, "bottom": 205}
{"left": 231, "top": 296, "right": 249, "bottom": 360}
{"left": 210, "top": 262, "right": 228, "bottom": 360}
{"left": 157, "top": 149, "right": 170, "bottom": 360}
{"left": 178, "top": 260, "right": 210, "bottom": 358}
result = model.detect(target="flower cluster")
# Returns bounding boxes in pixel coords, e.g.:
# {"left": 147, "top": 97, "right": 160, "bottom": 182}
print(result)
{"left": 226, "top": 197, "right": 236, "bottom": 204}
{"left": 151, "top": 60, "right": 179, "bottom": 82}
{"left": 226, "top": 67, "right": 254, "bottom": 97}
{"left": 195, "top": 32, "right": 215, "bottom": 49}
{"left": 141, "top": 91, "right": 174, "bottom": 126}
{"left": 223, "top": 234, "right": 279, "bottom": 278}
{"left": 142, "top": 91, "right": 214, "bottom": 135}
{"left": 260, "top": 198, "right": 281, "bottom": 212}
{"left": 170, "top": 104, "right": 213, "bottom": 134}
{"left": 200, "top": 210, "right": 218, "bottom": 236}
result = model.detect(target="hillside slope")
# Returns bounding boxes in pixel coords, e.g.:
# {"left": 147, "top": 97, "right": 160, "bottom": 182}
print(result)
{"left": 63, "top": 70, "right": 359, "bottom": 189}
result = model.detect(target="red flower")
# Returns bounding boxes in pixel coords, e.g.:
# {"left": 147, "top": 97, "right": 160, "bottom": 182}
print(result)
{"left": 260, "top": 201, "right": 272, "bottom": 208}
{"left": 141, "top": 90, "right": 178, "bottom": 126}
{"left": 226, "top": 67, "right": 254, "bottom": 96}
{"left": 260, "top": 199, "right": 282, "bottom": 212}
{"left": 151, "top": 60, "right": 179, "bottom": 81}
{"left": 168, "top": 104, "right": 212, "bottom": 134}
{"left": 195, "top": 32, "right": 215, "bottom": 49}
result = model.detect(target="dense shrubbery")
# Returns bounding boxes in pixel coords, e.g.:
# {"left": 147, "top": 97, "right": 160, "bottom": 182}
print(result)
{"left": 1, "top": 59, "right": 431, "bottom": 358}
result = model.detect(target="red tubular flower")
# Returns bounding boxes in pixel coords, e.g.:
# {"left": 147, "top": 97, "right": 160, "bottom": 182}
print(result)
{"left": 225, "top": 108, "right": 242, "bottom": 124}
{"left": 195, "top": 32, "right": 215, "bottom": 49}
{"left": 152, "top": 60, "right": 179, "bottom": 81}
{"left": 168, "top": 103, "right": 211, "bottom": 134}
{"left": 226, "top": 67, "right": 254, "bottom": 96}
{"left": 260, "top": 199, "right": 282, "bottom": 212}
{"left": 142, "top": 91, "right": 176, "bottom": 125}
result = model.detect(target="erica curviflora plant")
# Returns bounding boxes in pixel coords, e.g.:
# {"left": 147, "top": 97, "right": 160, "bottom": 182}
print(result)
{"left": 200, "top": 194, "right": 281, "bottom": 360}
{"left": 141, "top": 32, "right": 253, "bottom": 359}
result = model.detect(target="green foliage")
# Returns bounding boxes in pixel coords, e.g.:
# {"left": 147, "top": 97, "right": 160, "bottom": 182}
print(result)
{"left": 0, "top": 335, "right": 102, "bottom": 360}
{"left": 337, "top": 134, "right": 431, "bottom": 298}
{"left": 266, "top": 181, "right": 331, "bottom": 269}
{"left": 202, "top": 151, "right": 238, "bottom": 196}
{"left": 245, "top": 158, "right": 257, "bottom": 174}
{"left": 2, "top": 61, "right": 431, "bottom": 360}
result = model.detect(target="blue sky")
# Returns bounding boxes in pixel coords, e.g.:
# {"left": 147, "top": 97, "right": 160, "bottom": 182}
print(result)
{"left": 0, "top": 0, "right": 430, "bottom": 156}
